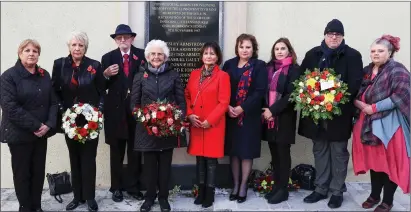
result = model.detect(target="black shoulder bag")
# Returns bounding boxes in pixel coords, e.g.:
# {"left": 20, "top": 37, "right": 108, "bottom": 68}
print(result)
{"left": 290, "top": 164, "right": 316, "bottom": 190}
{"left": 46, "top": 171, "right": 72, "bottom": 203}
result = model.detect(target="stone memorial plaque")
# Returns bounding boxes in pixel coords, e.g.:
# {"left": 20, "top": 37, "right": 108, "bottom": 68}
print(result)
{"left": 146, "top": 1, "right": 223, "bottom": 88}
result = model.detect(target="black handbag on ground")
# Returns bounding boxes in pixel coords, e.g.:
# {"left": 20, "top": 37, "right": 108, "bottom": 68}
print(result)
{"left": 290, "top": 164, "right": 316, "bottom": 190}
{"left": 46, "top": 171, "right": 72, "bottom": 203}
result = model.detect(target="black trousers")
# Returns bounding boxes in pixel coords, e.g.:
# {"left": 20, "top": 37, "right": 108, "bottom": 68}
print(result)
{"left": 143, "top": 149, "right": 173, "bottom": 200}
{"left": 8, "top": 140, "right": 47, "bottom": 210}
{"left": 66, "top": 137, "right": 98, "bottom": 200}
{"left": 268, "top": 142, "right": 291, "bottom": 188}
{"left": 370, "top": 170, "right": 398, "bottom": 205}
{"left": 196, "top": 156, "right": 217, "bottom": 187}
{"left": 109, "top": 138, "right": 142, "bottom": 192}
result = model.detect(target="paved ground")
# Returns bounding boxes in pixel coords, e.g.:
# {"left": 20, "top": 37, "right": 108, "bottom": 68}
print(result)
{"left": 1, "top": 182, "right": 409, "bottom": 211}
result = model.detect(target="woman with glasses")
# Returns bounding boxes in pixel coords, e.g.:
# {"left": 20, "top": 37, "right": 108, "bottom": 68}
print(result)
{"left": 51, "top": 31, "right": 105, "bottom": 212}
{"left": 130, "top": 39, "right": 186, "bottom": 212}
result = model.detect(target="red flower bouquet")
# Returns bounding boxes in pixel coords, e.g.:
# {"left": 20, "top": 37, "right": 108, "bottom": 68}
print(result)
{"left": 132, "top": 99, "right": 188, "bottom": 137}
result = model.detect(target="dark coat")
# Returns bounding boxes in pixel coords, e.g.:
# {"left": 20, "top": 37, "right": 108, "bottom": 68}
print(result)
{"left": 0, "top": 60, "right": 58, "bottom": 144}
{"left": 297, "top": 44, "right": 363, "bottom": 142}
{"left": 263, "top": 63, "right": 301, "bottom": 144}
{"left": 51, "top": 55, "right": 105, "bottom": 133}
{"left": 130, "top": 62, "right": 186, "bottom": 151}
{"left": 101, "top": 45, "right": 145, "bottom": 143}
{"left": 223, "top": 57, "right": 268, "bottom": 159}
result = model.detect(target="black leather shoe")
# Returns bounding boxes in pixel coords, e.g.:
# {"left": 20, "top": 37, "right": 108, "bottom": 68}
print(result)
{"left": 140, "top": 199, "right": 155, "bottom": 212}
{"left": 303, "top": 191, "right": 327, "bottom": 203}
{"left": 328, "top": 195, "right": 343, "bottom": 208}
{"left": 128, "top": 191, "right": 144, "bottom": 201}
{"left": 267, "top": 188, "right": 288, "bottom": 204}
{"left": 158, "top": 198, "right": 171, "bottom": 212}
{"left": 18, "top": 206, "right": 31, "bottom": 212}
{"left": 32, "top": 208, "right": 44, "bottom": 212}
{"left": 87, "top": 199, "right": 98, "bottom": 212}
{"left": 66, "top": 199, "right": 85, "bottom": 211}
{"left": 264, "top": 185, "right": 278, "bottom": 200}
{"left": 112, "top": 190, "right": 123, "bottom": 202}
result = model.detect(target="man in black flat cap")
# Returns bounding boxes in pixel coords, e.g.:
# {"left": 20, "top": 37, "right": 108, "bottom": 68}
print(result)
{"left": 297, "top": 19, "right": 363, "bottom": 208}
{"left": 101, "top": 24, "right": 146, "bottom": 202}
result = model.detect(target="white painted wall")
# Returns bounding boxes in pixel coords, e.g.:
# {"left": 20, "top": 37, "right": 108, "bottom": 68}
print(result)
{"left": 246, "top": 2, "right": 410, "bottom": 68}
{"left": 1, "top": 2, "right": 409, "bottom": 188}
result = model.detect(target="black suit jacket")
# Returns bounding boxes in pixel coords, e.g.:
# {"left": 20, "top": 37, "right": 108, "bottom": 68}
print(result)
{"left": 101, "top": 45, "right": 145, "bottom": 142}
{"left": 51, "top": 55, "right": 105, "bottom": 133}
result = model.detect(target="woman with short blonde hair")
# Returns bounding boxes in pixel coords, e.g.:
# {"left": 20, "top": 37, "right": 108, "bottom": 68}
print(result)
{"left": 51, "top": 31, "right": 105, "bottom": 212}
{"left": 1, "top": 39, "right": 58, "bottom": 212}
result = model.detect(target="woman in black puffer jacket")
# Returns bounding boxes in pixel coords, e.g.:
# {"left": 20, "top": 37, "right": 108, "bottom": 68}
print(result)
{"left": 130, "top": 39, "right": 186, "bottom": 212}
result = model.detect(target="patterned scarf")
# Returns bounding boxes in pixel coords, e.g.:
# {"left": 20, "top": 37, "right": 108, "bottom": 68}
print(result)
{"left": 266, "top": 57, "right": 293, "bottom": 129}
{"left": 235, "top": 62, "right": 253, "bottom": 126}
{"left": 200, "top": 65, "right": 214, "bottom": 83}
{"left": 357, "top": 59, "right": 410, "bottom": 145}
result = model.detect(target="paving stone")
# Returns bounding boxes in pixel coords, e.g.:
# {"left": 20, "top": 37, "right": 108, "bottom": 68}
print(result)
{"left": 1, "top": 183, "right": 409, "bottom": 211}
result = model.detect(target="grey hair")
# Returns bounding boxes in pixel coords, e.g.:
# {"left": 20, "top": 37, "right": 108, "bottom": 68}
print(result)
{"left": 372, "top": 39, "right": 394, "bottom": 58}
{"left": 144, "top": 39, "right": 170, "bottom": 61}
{"left": 67, "top": 31, "right": 89, "bottom": 54}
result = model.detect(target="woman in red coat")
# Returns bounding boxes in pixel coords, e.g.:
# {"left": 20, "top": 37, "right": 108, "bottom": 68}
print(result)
{"left": 185, "top": 42, "right": 231, "bottom": 208}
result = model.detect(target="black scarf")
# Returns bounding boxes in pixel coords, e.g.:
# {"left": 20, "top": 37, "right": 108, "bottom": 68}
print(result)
{"left": 318, "top": 39, "right": 346, "bottom": 70}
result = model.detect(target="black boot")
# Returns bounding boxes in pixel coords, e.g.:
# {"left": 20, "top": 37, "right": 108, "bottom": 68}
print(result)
{"left": 202, "top": 186, "right": 215, "bottom": 208}
{"left": 140, "top": 199, "right": 155, "bottom": 212}
{"left": 194, "top": 157, "right": 206, "bottom": 205}
{"left": 158, "top": 198, "right": 171, "bottom": 212}
{"left": 267, "top": 188, "right": 289, "bottom": 204}
{"left": 194, "top": 184, "right": 205, "bottom": 205}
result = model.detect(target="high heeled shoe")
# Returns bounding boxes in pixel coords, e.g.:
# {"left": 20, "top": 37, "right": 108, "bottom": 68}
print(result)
{"left": 237, "top": 194, "right": 247, "bottom": 203}
{"left": 229, "top": 191, "right": 238, "bottom": 201}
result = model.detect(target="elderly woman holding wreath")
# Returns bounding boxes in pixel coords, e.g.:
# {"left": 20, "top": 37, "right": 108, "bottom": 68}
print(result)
{"left": 130, "top": 39, "right": 186, "bottom": 212}
{"left": 185, "top": 41, "right": 231, "bottom": 208}
{"left": 352, "top": 34, "right": 410, "bottom": 212}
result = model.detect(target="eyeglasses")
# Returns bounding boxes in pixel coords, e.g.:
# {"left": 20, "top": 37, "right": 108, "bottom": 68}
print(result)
{"left": 326, "top": 32, "right": 343, "bottom": 38}
{"left": 115, "top": 35, "right": 132, "bottom": 41}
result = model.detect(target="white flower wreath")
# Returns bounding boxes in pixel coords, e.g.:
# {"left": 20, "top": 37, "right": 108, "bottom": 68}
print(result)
{"left": 62, "top": 103, "right": 104, "bottom": 143}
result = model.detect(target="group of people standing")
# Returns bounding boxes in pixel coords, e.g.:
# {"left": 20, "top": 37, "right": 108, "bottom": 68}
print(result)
{"left": 0, "top": 18, "right": 409, "bottom": 212}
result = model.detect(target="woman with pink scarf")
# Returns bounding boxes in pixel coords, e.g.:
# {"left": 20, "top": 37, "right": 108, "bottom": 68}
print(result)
{"left": 262, "top": 38, "right": 301, "bottom": 204}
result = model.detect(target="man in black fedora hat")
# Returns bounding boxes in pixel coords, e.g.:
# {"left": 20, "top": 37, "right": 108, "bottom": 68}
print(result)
{"left": 101, "top": 24, "right": 146, "bottom": 202}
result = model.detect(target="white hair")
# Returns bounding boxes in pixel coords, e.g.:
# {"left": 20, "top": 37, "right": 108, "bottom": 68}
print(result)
{"left": 67, "top": 31, "right": 89, "bottom": 53}
{"left": 144, "top": 39, "right": 170, "bottom": 61}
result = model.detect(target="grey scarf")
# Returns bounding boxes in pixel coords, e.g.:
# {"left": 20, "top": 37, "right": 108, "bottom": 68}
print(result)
{"left": 148, "top": 63, "right": 166, "bottom": 74}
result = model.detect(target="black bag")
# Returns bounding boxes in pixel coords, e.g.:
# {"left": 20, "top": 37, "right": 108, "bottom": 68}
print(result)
{"left": 290, "top": 164, "right": 316, "bottom": 190}
{"left": 46, "top": 171, "right": 72, "bottom": 203}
